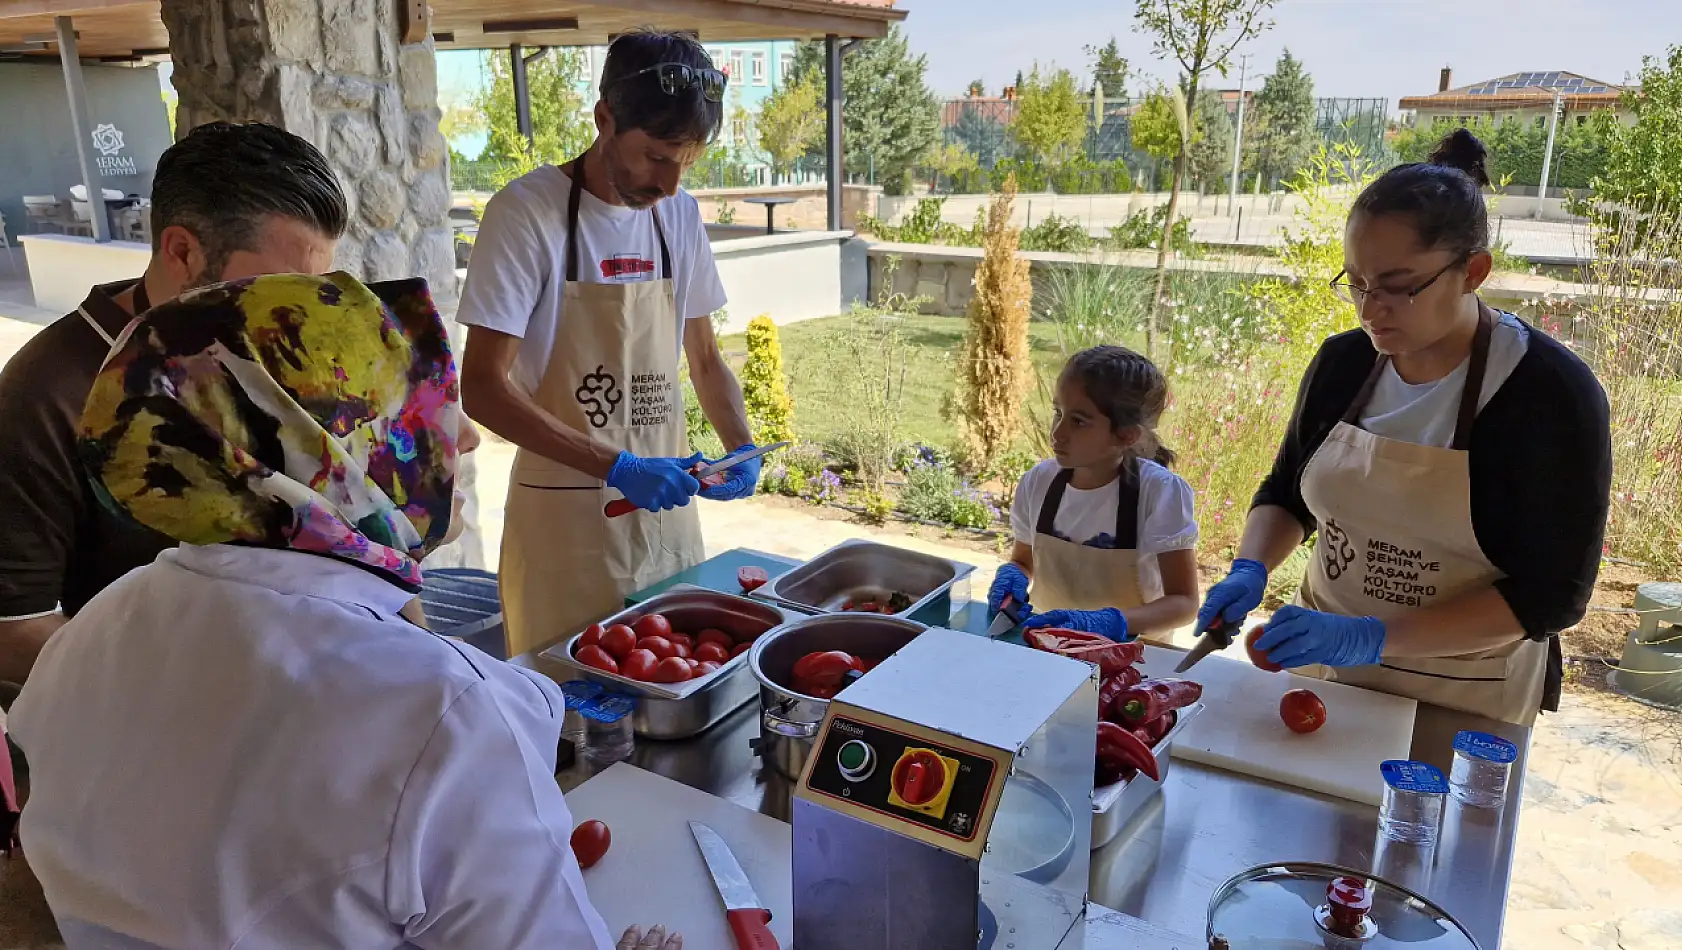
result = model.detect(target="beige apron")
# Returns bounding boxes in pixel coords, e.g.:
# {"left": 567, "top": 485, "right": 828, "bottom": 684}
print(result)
{"left": 1030, "top": 459, "right": 1146, "bottom": 614}
{"left": 1294, "top": 308, "right": 1547, "bottom": 725}
{"left": 499, "top": 165, "right": 704, "bottom": 657}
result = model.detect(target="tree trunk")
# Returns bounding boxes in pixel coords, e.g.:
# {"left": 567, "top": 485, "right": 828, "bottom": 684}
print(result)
{"left": 1148, "top": 74, "right": 1200, "bottom": 363}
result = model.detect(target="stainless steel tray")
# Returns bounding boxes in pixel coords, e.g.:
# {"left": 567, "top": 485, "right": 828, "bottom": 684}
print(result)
{"left": 1091, "top": 701, "right": 1204, "bottom": 850}
{"left": 539, "top": 585, "right": 790, "bottom": 739}
{"left": 755, "top": 539, "right": 975, "bottom": 627}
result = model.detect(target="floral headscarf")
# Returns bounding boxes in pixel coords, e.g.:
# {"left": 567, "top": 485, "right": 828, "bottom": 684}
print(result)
{"left": 80, "top": 272, "right": 459, "bottom": 590}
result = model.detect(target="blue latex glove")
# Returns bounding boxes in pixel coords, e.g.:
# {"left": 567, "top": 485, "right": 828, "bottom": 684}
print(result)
{"left": 1195, "top": 558, "right": 1269, "bottom": 632}
{"left": 1020, "top": 607, "right": 1131, "bottom": 642}
{"left": 1254, "top": 605, "right": 1386, "bottom": 668}
{"left": 697, "top": 444, "right": 763, "bottom": 502}
{"left": 606, "top": 451, "right": 704, "bottom": 512}
{"left": 988, "top": 563, "right": 1031, "bottom": 614}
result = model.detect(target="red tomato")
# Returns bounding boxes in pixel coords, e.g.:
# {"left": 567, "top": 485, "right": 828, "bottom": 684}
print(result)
{"left": 696, "top": 660, "right": 722, "bottom": 676}
{"left": 1280, "top": 689, "right": 1328, "bottom": 734}
{"left": 697, "top": 629, "right": 734, "bottom": 650}
{"left": 1245, "top": 627, "right": 1284, "bottom": 673}
{"left": 579, "top": 623, "right": 605, "bottom": 649}
{"left": 793, "top": 651, "right": 858, "bottom": 690}
{"left": 668, "top": 632, "right": 695, "bottom": 653}
{"left": 632, "top": 614, "right": 673, "bottom": 642}
{"left": 575, "top": 644, "right": 619, "bottom": 675}
{"left": 637, "top": 636, "right": 677, "bottom": 659}
{"left": 684, "top": 658, "right": 701, "bottom": 676}
{"left": 601, "top": 624, "right": 637, "bottom": 659}
{"left": 651, "top": 656, "right": 693, "bottom": 683}
{"left": 694, "top": 642, "right": 730, "bottom": 664}
{"left": 619, "top": 648, "right": 658, "bottom": 681}
{"left": 671, "top": 642, "right": 691, "bottom": 660}
{"left": 570, "top": 819, "right": 611, "bottom": 869}
{"left": 730, "top": 642, "right": 752, "bottom": 658}
{"left": 739, "top": 566, "right": 769, "bottom": 592}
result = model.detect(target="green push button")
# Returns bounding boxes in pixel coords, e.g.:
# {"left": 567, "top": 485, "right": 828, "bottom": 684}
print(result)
{"left": 837, "top": 739, "right": 875, "bottom": 781}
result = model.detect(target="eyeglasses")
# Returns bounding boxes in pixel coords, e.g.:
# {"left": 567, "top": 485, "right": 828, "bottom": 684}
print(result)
{"left": 603, "top": 63, "right": 728, "bottom": 102}
{"left": 1330, "top": 254, "right": 1469, "bottom": 310}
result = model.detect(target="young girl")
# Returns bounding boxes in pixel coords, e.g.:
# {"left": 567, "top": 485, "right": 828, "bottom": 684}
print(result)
{"left": 990, "top": 346, "right": 1200, "bottom": 643}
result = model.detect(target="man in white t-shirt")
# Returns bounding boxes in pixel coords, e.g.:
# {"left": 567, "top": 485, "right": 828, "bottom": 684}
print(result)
{"left": 458, "top": 31, "right": 759, "bottom": 657}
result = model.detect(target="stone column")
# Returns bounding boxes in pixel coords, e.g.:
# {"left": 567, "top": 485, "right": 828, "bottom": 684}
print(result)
{"left": 160, "top": 0, "right": 485, "bottom": 571}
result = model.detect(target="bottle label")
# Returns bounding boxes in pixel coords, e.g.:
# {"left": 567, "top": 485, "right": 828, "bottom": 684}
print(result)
{"left": 1381, "top": 759, "right": 1448, "bottom": 794}
{"left": 561, "top": 680, "right": 605, "bottom": 710}
{"left": 1453, "top": 730, "right": 1518, "bottom": 764}
{"left": 580, "top": 691, "right": 637, "bottom": 724}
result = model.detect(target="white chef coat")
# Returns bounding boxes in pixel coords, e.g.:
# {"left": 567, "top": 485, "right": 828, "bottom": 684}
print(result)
{"left": 456, "top": 165, "right": 727, "bottom": 397}
{"left": 8, "top": 544, "right": 614, "bottom": 950}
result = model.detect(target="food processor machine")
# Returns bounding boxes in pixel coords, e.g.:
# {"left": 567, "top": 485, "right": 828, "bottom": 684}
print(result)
{"left": 790, "top": 626, "right": 1099, "bottom": 950}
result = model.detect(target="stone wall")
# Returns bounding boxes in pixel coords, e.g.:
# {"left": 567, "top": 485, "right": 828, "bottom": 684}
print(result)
{"left": 161, "top": 0, "right": 479, "bottom": 569}
{"left": 160, "top": 0, "right": 456, "bottom": 304}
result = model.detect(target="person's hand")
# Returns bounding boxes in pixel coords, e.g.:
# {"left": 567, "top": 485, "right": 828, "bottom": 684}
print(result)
{"left": 606, "top": 451, "right": 704, "bottom": 512}
{"left": 1254, "top": 606, "right": 1386, "bottom": 668}
{"left": 1195, "top": 558, "right": 1269, "bottom": 632}
{"left": 617, "top": 924, "right": 682, "bottom": 950}
{"left": 988, "top": 563, "right": 1031, "bottom": 613}
{"left": 1021, "top": 607, "right": 1131, "bottom": 642}
{"left": 697, "top": 444, "right": 762, "bottom": 502}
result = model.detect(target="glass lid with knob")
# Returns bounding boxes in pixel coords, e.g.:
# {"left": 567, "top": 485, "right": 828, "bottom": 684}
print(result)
{"left": 1205, "top": 862, "right": 1480, "bottom": 950}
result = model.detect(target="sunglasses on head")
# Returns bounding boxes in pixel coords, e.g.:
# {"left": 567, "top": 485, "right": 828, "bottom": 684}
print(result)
{"left": 604, "top": 62, "right": 728, "bottom": 102}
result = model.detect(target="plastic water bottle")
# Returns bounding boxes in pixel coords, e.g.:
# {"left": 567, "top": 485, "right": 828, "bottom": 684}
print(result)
{"left": 1449, "top": 731, "right": 1518, "bottom": 809}
{"left": 559, "top": 680, "right": 602, "bottom": 748}
{"left": 581, "top": 692, "right": 637, "bottom": 766}
{"left": 1379, "top": 760, "right": 1448, "bottom": 846}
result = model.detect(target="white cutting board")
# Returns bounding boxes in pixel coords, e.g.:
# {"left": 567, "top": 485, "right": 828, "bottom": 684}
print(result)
{"left": 1137, "top": 645, "right": 1416, "bottom": 806}
{"left": 563, "top": 763, "right": 792, "bottom": 949}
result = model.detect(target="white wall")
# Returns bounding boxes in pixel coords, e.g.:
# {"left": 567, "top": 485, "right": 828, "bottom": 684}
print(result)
{"left": 709, "top": 231, "right": 868, "bottom": 333}
{"left": 21, "top": 234, "right": 151, "bottom": 313}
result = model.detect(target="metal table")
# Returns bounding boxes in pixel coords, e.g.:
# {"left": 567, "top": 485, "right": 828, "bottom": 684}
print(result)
{"left": 520, "top": 639, "right": 1527, "bottom": 949}
{"left": 742, "top": 195, "right": 797, "bottom": 234}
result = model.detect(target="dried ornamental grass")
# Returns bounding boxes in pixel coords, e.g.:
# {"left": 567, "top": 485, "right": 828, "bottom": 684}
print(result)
{"left": 956, "top": 174, "right": 1034, "bottom": 471}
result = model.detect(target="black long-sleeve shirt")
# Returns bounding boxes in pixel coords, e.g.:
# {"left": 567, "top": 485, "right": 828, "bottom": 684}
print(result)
{"left": 1254, "top": 321, "right": 1612, "bottom": 646}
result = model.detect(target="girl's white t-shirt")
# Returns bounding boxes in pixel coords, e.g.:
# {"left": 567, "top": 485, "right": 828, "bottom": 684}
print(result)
{"left": 455, "top": 165, "right": 727, "bottom": 396}
{"left": 1010, "top": 458, "right": 1199, "bottom": 604}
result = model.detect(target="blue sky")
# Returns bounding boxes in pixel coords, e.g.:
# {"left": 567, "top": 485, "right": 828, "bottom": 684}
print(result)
{"left": 897, "top": 0, "right": 1681, "bottom": 108}
{"left": 164, "top": 0, "right": 1682, "bottom": 124}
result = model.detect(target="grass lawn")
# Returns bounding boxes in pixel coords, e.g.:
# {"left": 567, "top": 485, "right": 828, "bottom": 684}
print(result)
{"left": 719, "top": 312, "right": 1084, "bottom": 453}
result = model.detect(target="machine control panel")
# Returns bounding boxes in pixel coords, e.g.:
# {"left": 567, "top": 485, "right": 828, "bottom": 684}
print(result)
{"left": 807, "top": 716, "right": 997, "bottom": 841}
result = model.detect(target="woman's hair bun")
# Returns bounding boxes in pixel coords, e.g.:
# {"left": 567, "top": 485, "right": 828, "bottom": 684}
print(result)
{"left": 1427, "top": 127, "right": 1491, "bottom": 188}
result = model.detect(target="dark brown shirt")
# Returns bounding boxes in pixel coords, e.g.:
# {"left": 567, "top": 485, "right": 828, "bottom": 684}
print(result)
{"left": 0, "top": 280, "right": 173, "bottom": 619}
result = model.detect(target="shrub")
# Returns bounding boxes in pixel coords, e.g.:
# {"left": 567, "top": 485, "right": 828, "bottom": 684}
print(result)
{"left": 805, "top": 469, "right": 843, "bottom": 506}
{"left": 796, "top": 308, "right": 913, "bottom": 491}
{"left": 855, "top": 488, "right": 896, "bottom": 525}
{"left": 1020, "top": 213, "right": 1095, "bottom": 253}
{"left": 953, "top": 176, "right": 1034, "bottom": 472}
{"left": 1107, "top": 204, "right": 1196, "bottom": 255}
{"left": 898, "top": 457, "right": 999, "bottom": 529}
{"left": 741, "top": 315, "right": 797, "bottom": 445}
{"left": 857, "top": 196, "right": 980, "bottom": 246}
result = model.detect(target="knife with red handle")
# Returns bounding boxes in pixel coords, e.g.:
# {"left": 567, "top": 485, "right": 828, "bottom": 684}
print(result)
{"left": 689, "top": 821, "right": 779, "bottom": 950}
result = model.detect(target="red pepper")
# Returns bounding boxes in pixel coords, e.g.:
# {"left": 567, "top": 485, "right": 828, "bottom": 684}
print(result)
{"left": 1096, "top": 721, "right": 1159, "bottom": 782}
{"left": 1025, "top": 628, "right": 1143, "bottom": 677}
{"left": 1098, "top": 668, "right": 1142, "bottom": 721}
{"left": 1128, "top": 710, "right": 1177, "bottom": 748}
{"left": 1115, "top": 679, "right": 1203, "bottom": 725}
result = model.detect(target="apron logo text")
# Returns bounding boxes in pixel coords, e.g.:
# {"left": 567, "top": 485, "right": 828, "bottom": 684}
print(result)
{"left": 575, "top": 366, "right": 622, "bottom": 429}
{"left": 1361, "top": 538, "right": 1441, "bottom": 608}
{"left": 630, "top": 372, "right": 673, "bottom": 428}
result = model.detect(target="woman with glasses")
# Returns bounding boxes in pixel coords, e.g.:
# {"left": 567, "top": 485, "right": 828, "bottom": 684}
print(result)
{"left": 1195, "top": 129, "right": 1611, "bottom": 726}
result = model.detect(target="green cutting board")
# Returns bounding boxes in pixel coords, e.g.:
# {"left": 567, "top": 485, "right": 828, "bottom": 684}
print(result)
{"left": 625, "top": 547, "right": 802, "bottom": 605}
